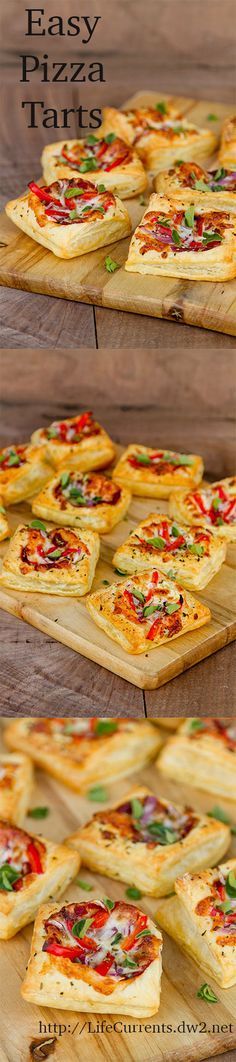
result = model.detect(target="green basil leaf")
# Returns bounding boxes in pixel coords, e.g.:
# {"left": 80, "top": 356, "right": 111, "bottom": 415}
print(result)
{"left": 60, "top": 472, "right": 70, "bottom": 489}
{"left": 75, "top": 878, "right": 94, "bottom": 891}
{"left": 105, "top": 256, "right": 119, "bottom": 273}
{"left": 166, "top": 602, "right": 180, "bottom": 615}
{"left": 95, "top": 720, "right": 118, "bottom": 736}
{"left": 146, "top": 536, "right": 166, "bottom": 550}
{"left": 226, "top": 870, "right": 236, "bottom": 897}
{"left": 143, "top": 603, "right": 160, "bottom": 618}
{"left": 97, "top": 183, "right": 106, "bottom": 192}
{"left": 27, "top": 806, "right": 49, "bottom": 819}
{"left": 131, "top": 798, "right": 143, "bottom": 820}
{"left": 132, "top": 589, "right": 145, "bottom": 604}
{"left": 125, "top": 886, "right": 142, "bottom": 900}
{"left": 155, "top": 101, "right": 167, "bottom": 114}
{"left": 65, "top": 187, "right": 86, "bottom": 199}
{"left": 172, "top": 228, "right": 181, "bottom": 245}
{"left": 103, "top": 897, "right": 115, "bottom": 910}
{"left": 87, "top": 135, "right": 99, "bottom": 145}
{"left": 207, "top": 805, "right": 231, "bottom": 824}
{"left": 72, "top": 917, "right": 93, "bottom": 938}
{"left": 188, "top": 543, "right": 204, "bottom": 556}
{"left": 184, "top": 205, "right": 195, "bottom": 227}
{"left": 30, "top": 519, "right": 47, "bottom": 532}
{"left": 87, "top": 785, "right": 108, "bottom": 802}
{"left": 105, "top": 133, "right": 117, "bottom": 144}
{"left": 197, "top": 983, "right": 218, "bottom": 1002}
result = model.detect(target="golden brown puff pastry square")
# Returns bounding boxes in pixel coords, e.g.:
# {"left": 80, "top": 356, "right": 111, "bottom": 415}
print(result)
{"left": 155, "top": 161, "right": 236, "bottom": 214}
{"left": 0, "top": 821, "right": 79, "bottom": 939}
{"left": 31, "top": 411, "right": 116, "bottom": 473}
{"left": 0, "top": 499, "right": 9, "bottom": 542}
{"left": 0, "top": 443, "right": 52, "bottom": 507}
{"left": 0, "top": 523, "right": 100, "bottom": 597}
{"left": 157, "top": 717, "right": 236, "bottom": 800}
{"left": 101, "top": 101, "right": 182, "bottom": 149}
{"left": 112, "top": 512, "right": 226, "bottom": 591}
{"left": 156, "top": 859, "right": 236, "bottom": 988}
{"left": 113, "top": 445, "right": 203, "bottom": 499}
{"left": 169, "top": 477, "right": 236, "bottom": 542}
{"left": 41, "top": 135, "right": 147, "bottom": 200}
{"left": 130, "top": 121, "right": 217, "bottom": 178}
{"left": 5, "top": 718, "right": 162, "bottom": 793}
{"left": 21, "top": 898, "right": 163, "bottom": 1016}
{"left": 218, "top": 115, "right": 236, "bottom": 170}
{"left": 5, "top": 177, "right": 131, "bottom": 260}
{"left": 0, "top": 754, "right": 33, "bottom": 826}
{"left": 32, "top": 469, "right": 131, "bottom": 534}
{"left": 125, "top": 193, "right": 236, "bottom": 281}
{"left": 67, "top": 785, "right": 230, "bottom": 897}
{"left": 86, "top": 568, "right": 210, "bottom": 655}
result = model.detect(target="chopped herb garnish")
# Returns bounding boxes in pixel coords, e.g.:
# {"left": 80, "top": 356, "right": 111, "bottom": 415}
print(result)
{"left": 47, "top": 548, "right": 64, "bottom": 560}
{"left": 87, "top": 134, "right": 99, "bottom": 145}
{"left": 97, "top": 183, "right": 106, "bottom": 192}
{"left": 207, "top": 805, "right": 231, "bottom": 824}
{"left": 155, "top": 101, "right": 167, "bottom": 114}
{"left": 188, "top": 543, "right": 204, "bottom": 556}
{"left": 226, "top": 870, "right": 236, "bottom": 897}
{"left": 60, "top": 472, "right": 70, "bottom": 489}
{"left": 72, "top": 917, "right": 93, "bottom": 938}
{"left": 75, "top": 878, "right": 94, "bottom": 891}
{"left": 167, "top": 569, "right": 176, "bottom": 579}
{"left": 166, "top": 602, "right": 180, "bottom": 614}
{"left": 103, "top": 897, "right": 115, "bottom": 910}
{"left": 146, "top": 536, "right": 166, "bottom": 550}
{"left": 69, "top": 209, "right": 78, "bottom": 220}
{"left": 131, "top": 797, "right": 143, "bottom": 820}
{"left": 65, "top": 187, "right": 85, "bottom": 199}
{"left": 172, "top": 228, "right": 181, "bottom": 245}
{"left": 125, "top": 886, "right": 142, "bottom": 900}
{"left": 79, "top": 158, "right": 98, "bottom": 172}
{"left": 216, "top": 900, "right": 233, "bottom": 913}
{"left": 112, "top": 932, "right": 123, "bottom": 945}
{"left": 105, "top": 255, "right": 119, "bottom": 273}
{"left": 197, "top": 983, "right": 218, "bottom": 1002}
{"left": 105, "top": 133, "right": 117, "bottom": 144}
{"left": 27, "top": 806, "right": 49, "bottom": 819}
{"left": 95, "top": 720, "right": 117, "bottom": 736}
{"left": 207, "top": 113, "right": 218, "bottom": 121}
{"left": 102, "top": 579, "right": 110, "bottom": 586}
{"left": 194, "top": 179, "right": 209, "bottom": 191}
{"left": 184, "top": 205, "right": 195, "bottom": 227}
{"left": 87, "top": 785, "right": 108, "bottom": 802}
{"left": 0, "top": 863, "right": 21, "bottom": 891}
{"left": 0, "top": 505, "right": 6, "bottom": 514}
{"left": 203, "top": 230, "right": 223, "bottom": 242}
{"left": 8, "top": 453, "right": 20, "bottom": 466}
{"left": 30, "top": 519, "right": 47, "bottom": 532}
{"left": 143, "top": 603, "right": 160, "bottom": 618}
{"left": 114, "top": 568, "right": 128, "bottom": 576}
{"left": 188, "top": 719, "right": 205, "bottom": 732}
{"left": 132, "top": 589, "right": 145, "bottom": 604}
{"left": 148, "top": 821, "right": 178, "bottom": 844}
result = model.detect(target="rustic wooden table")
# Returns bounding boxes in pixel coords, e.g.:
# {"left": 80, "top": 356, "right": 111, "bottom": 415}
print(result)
{"left": 1, "top": 348, "right": 235, "bottom": 717}
{"left": 0, "top": 0, "right": 236, "bottom": 348}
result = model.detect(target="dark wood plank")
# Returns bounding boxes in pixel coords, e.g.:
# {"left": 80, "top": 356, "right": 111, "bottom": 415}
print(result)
{"left": 0, "top": 288, "right": 95, "bottom": 349}
{"left": 95, "top": 308, "right": 236, "bottom": 349}
{"left": 145, "top": 643, "right": 236, "bottom": 717}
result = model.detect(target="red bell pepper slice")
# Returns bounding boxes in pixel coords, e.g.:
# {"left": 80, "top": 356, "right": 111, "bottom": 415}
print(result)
{"left": 123, "top": 589, "right": 136, "bottom": 611}
{"left": 27, "top": 841, "right": 43, "bottom": 875}
{"left": 192, "top": 492, "right": 207, "bottom": 515}
{"left": 45, "top": 942, "right": 83, "bottom": 960}
{"left": 146, "top": 615, "right": 162, "bottom": 641}
{"left": 94, "top": 954, "right": 114, "bottom": 976}
{"left": 28, "top": 182, "right": 61, "bottom": 208}
{"left": 121, "top": 914, "right": 147, "bottom": 952}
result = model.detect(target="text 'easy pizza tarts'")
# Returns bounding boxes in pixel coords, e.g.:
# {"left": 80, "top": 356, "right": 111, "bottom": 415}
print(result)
{"left": 0, "top": 754, "right": 33, "bottom": 826}
{"left": 125, "top": 194, "right": 236, "bottom": 280}
{"left": 155, "top": 161, "right": 236, "bottom": 213}
{"left": 41, "top": 134, "right": 147, "bottom": 199}
{"left": 0, "top": 443, "right": 51, "bottom": 506}
{"left": 101, "top": 103, "right": 216, "bottom": 173}
{"left": 31, "top": 411, "right": 115, "bottom": 472}
{"left": 113, "top": 445, "right": 203, "bottom": 498}
{"left": 169, "top": 477, "right": 236, "bottom": 542}
{"left": 0, "top": 821, "right": 79, "bottom": 939}
{"left": 86, "top": 569, "right": 210, "bottom": 654}
{"left": 0, "top": 524, "right": 100, "bottom": 596}
{"left": 21, "top": 898, "right": 163, "bottom": 1016}
{"left": 5, "top": 718, "right": 161, "bottom": 792}
{"left": 68, "top": 785, "right": 230, "bottom": 897}
{"left": 218, "top": 115, "right": 236, "bottom": 170}
{"left": 32, "top": 469, "right": 131, "bottom": 533}
{"left": 113, "top": 513, "right": 226, "bottom": 591}
{"left": 6, "top": 178, "right": 131, "bottom": 259}
{"left": 156, "top": 860, "right": 236, "bottom": 988}
{"left": 158, "top": 718, "right": 236, "bottom": 800}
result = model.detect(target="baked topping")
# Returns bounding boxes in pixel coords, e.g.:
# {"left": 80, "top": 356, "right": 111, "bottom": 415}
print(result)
{"left": 0, "top": 764, "right": 15, "bottom": 789}
{"left": 172, "top": 161, "right": 236, "bottom": 192}
{"left": 55, "top": 471, "right": 121, "bottom": 509}
{"left": 115, "top": 571, "right": 184, "bottom": 640}
{"left": 28, "top": 179, "right": 116, "bottom": 226}
{"left": 123, "top": 105, "right": 186, "bottom": 143}
{"left": 187, "top": 482, "right": 236, "bottom": 526}
{"left": 0, "top": 822, "right": 45, "bottom": 891}
{"left": 57, "top": 135, "right": 132, "bottom": 172}
{"left": 195, "top": 869, "right": 236, "bottom": 947}
{"left": 128, "top": 449, "right": 194, "bottom": 475}
{"left": 95, "top": 794, "right": 198, "bottom": 847}
{"left": 20, "top": 527, "right": 89, "bottom": 573}
{"left": 44, "top": 411, "right": 101, "bottom": 444}
{"left": 0, "top": 444, "right": 28, "bottom": 471}
{"left": 131, "top": 518, "right": 211, "bottom": 558}
{"left": 187, "top": 718, "right": 236, "bottom": 751}
{"left": 26, "top": 718, "right": 126, "bottom": 745}
{"left": 43, "top": 900, "right": 159, "bottom": 978}
{"left": 137, "top": 208, "right": 231, "bottom": 256}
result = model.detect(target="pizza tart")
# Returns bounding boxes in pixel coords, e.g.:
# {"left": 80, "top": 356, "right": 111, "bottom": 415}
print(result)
{"left": 21, "top": 898, "right": 162, "bottom": 1016}
{"left": 158, "top": 718, "right": 236, "bottom": 800}
{"left": 101, "top": 104, "right": 216, "bottom": 173}
{"left": 113, "top": 445, "right": 203, "bottom": 498}
{"left": 0, "top": 500, "right": 9, "bottom": 542}
{"left": 125, "top": 194, "right": 236, "bottom": 280}
{"left": 5, "top": 178, "right": 131, "bottom": 259}
{"left": 0, "top": 754, "right": 33, "bottom": 826}
{"left": 32, "top": 470, "right": 131, "bottom": 533}
{"left": 156, "top": 860, "right": 236, "bottom": 988}
{"left": 86, "top": 569, "right": 210, "bottom": 654}
{"left": 68, "top": 786, "right": 230, "bottom": 897}
{"left": 31, "top": 411, "right": 115, "bottom": 472}
{"left": 0, "top": 524, "right": 99, "bottom": 596}
{"left": 155, "top": 161, "right": 236, "bottom": 213}
{"left": 41, "top": 135, "right": 147, "bottom": 199}
{"left": 0, "top": 443, "right": 51, "bottom": 506}
{"left": 218, "top": 115, "right": 236, "bottom": 170}
{"left": 112, "top": 513, "right": 226, "bottom": 591}
{"left": 5, "top": 718, "right": 161, "bottom": 793}
{"left": 169, "top": 477, "right": 236, "bottom": 542}
{"left": 0, "top": 821, "right": 79, "bottom": 939}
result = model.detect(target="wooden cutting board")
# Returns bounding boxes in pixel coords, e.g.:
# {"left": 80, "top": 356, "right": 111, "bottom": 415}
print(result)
{"left": 0, "top": 475, "right": 235, "bottom": 690}
{"left": 0, "top": 91, "right": 235, "bottom": 336}
{"left": 0, "top": 719, "right": 235, "bottom": 1062}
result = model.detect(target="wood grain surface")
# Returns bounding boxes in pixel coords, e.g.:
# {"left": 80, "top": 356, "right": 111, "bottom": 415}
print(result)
{"left": 0, "top": 719, "right": 235, "bottom": 1062}
{"left": 1, "top": 347, "right": 235, "bottom": 716}
{"left": 0, "top": 0, "right": 236, "bottom": 347}
{"left": 0, "top": 91, "right": 236, "bottom": 338}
